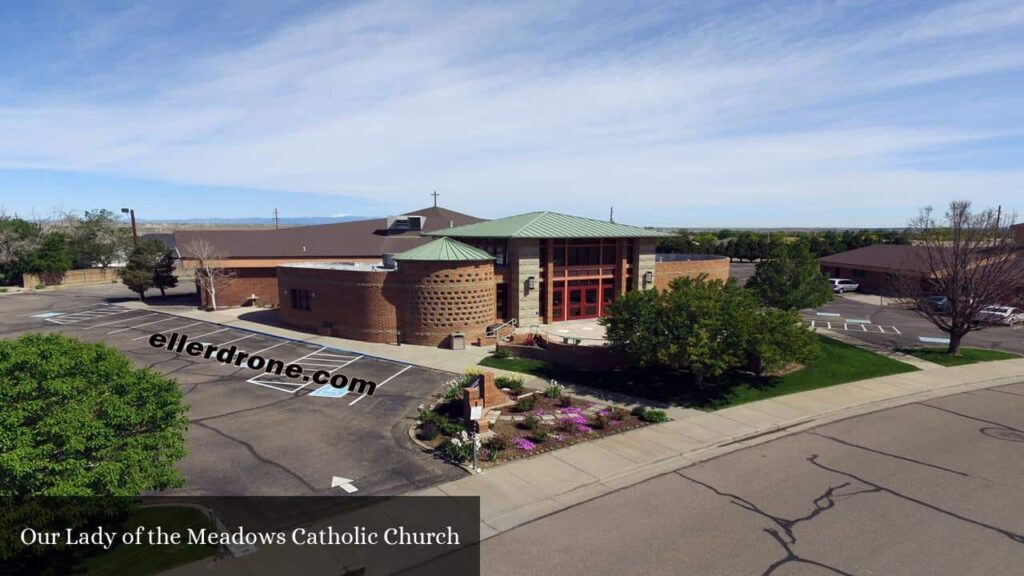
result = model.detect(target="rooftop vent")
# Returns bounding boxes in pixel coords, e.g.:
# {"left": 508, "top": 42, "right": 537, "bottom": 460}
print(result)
{"left": 382, "top": 253, "right": 397, "bottom": 269}
{"left": 386, "top": 215, "right": 425, "bottom": 233}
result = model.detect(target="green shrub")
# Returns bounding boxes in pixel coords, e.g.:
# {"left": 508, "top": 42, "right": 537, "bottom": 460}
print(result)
{"left": 639, "top": 409, "right": 669, "bottom": 423}
{"left": 630, "top": 406, "right": 646, "bottom": 417}
{"left": 515, "top": 395, "right": 536, "bottom": 413}
{"left": 0, "top": 288, "right": 8, "bottom": 293}
{"left": 496, "top": 374, "right": 525, "bottom": 394}
{"left": 34, "top": 284, "right": 45, "bottom": 290}
{"left": 440, "top": 420, "right": 465, "bottom": 436}
{"left": 521, "top": 414, "right": 540, "bottom": 430}
{"left": 458, "top": 369, "right": 483, "bottom": 387}
{"left": 418, "top": 421, "right": 440, "bottom": 441}
{"left": 485, "top": 434, "right": 510, "bottom": 451}
{"left": 544, "top": 382, "right": 564, "bottom": 398}
{"left": 442, "top": 380, "right": 464, "bottom": 401}
{"left": 532, "top": 430, "right": 550, "bottom": 443}
{"left": 419, "top": 408, "right": 445, "bottom": 426}
{"left": 437, "top": 435, "right": 474, "bottom": 463}
{"left": 492, "top": 348, "right": 513, "bottom": 360}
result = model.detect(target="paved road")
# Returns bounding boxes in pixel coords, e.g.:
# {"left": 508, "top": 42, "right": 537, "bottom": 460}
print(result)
{"left": 803, "top": 294, "right": 1024, "bottom": 356}
{"left": 0, "top": 285, "right": 463, "bottom": 496}
{"left": 482, "top": 382, "right": 1024, "bottom": 575}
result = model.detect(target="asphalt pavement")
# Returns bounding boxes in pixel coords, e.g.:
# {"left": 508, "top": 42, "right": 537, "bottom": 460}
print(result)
{"left": 0, "top": 285, "right": 464, "bottom": 496}
{"left": 802, "top": 294, "right": 1024, "bottom": 356}
{"left": 482, "top": 381, "right": 1024, "bottom": 575}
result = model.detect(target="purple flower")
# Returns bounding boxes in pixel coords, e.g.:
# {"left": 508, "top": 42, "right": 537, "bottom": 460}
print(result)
{"left": 532, "top": 409, "right": 546, "bottom": 416}
{"left": 553, "top": 434, "right": 566, "bottom": 441}
{"left": 597, "top": 409, "right": 611, "bottom": 417}
{"left": 576, "top": 424, "right": 592, "bottom": 433}
{"left": 513, "top": 438, "right": 537, "bottom": 452}
{"left": 610, "top": 420, "right": 622, "bottom": 427}
{"left": 559, "top": 407, "right": 584, "bottom": 415}
{"left": 560, "top": 415, "right": 587, "bottom": 425}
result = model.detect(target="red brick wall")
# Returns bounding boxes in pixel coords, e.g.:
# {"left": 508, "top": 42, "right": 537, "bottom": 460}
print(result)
{"left": 398, "top": 261, "right": 496, "bottom": 347}
{"left": 655, "top": 256, "right": 730, "bottom": 290}
{"left": 275, "top": 261, "right": 497, "bottom": 347}
{"left": 277, "top": 266, "right": 400, "bottom": 344}
{"left": 199, "top": 268, "right": 278, "bottom": 309}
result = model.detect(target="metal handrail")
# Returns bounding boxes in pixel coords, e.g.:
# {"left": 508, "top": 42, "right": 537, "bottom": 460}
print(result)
{"left": 488, "top": 317, "right": 518, "bottom": 342}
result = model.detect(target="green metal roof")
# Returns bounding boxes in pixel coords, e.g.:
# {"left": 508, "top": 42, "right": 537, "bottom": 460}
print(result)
{"left": 426, "top": 211, "right": 669, "bottom": 239}
{"left": 393, "top": 236, "right": 495, "bottom": 261}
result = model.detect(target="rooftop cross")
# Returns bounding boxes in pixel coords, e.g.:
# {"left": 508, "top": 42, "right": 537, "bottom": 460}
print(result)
{"left": 431, "top": 190, "right": 439, "bottom": 207}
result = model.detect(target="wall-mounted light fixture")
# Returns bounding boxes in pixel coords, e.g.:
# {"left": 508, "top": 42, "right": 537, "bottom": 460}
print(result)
{"left": 526, "top": 276, "right": 536, "bottom": 291}
{"left": 643, "top": 271, "right": 653, "bottom": 287}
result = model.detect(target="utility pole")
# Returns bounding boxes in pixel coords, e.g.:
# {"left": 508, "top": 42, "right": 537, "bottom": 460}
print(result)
{"left": 431, "top": 191, "right": 439, "bottom": 207}
{"left": 274, "top": 208, "right": 279, "bottom": 229}
{"left": 996, "top": 205, "right": 1002, "bottom": 228}
{"left": 609, "top": 206, "right": 614, "bottom": 223}
{"left": 121, "top": 207, "right": 138, "bottom": 249}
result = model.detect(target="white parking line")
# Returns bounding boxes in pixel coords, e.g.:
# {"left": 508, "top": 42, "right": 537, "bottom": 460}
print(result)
{"left": 191, "top": 327, "right": 230, "bottom": 339}
{"left": 22, "top": 303, "right": 113, "bottom": 316}
{"left": 249, "top": 341, "right": 288, "bottom": 355}
{"left": 215, "top": 334, "right": 256, "bottom": 347}
{"left": 108, "top": 316, "right": 176, "bottom": 334}
{"left": 90, "top": 312, "right": 158, "bottom": 328}
{"left": 348, "top": 365, "right": 413, "bottom": 405}
{"left": 131, "top": 321, "right": 203, "bottom": 341}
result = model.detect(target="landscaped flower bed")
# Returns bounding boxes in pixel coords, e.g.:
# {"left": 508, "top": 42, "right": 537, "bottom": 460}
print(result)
{"left": 413, "top": 374, "right": 668, "bottom": 468}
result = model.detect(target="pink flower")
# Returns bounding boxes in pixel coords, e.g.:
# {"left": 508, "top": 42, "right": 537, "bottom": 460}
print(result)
{"left": 559, "top": 407, "right": 584, "bottom": 415}
{"left": 576, "top": 424, "right": 592, "bottom": 433}
{"left": 610, "top": 420, "right": 622, "bottom": 427}
{"left": 513, "top": 438, "right": 537, "bottom": 452}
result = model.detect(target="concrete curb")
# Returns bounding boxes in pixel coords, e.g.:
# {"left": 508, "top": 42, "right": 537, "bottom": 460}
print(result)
{"left": 447, "top": 366, "right": 1024, "bottom": 539}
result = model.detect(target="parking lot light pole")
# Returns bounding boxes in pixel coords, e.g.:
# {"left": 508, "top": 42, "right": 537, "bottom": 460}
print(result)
{"left": 121, "top": 207, "right": 138, "bottom": 249}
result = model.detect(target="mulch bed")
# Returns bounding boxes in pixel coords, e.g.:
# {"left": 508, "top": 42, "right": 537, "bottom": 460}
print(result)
{"left": 414, "top": 390, "right": 651, "bottom": 468}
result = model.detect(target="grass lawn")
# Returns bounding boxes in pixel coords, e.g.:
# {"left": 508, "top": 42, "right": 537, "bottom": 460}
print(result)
{"left": 78, "top": 506, "right": 219, "bottom": 575}
{"left": 900, "top": 347, "right": 1020, "bottom": 367}
{"left": 480, "top": 335, "right": 919, "bottom": 410}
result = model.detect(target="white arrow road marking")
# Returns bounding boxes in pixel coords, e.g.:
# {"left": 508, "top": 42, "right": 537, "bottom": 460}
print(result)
{"left": 331, "top": 476, "right": 358, "bottom": 493}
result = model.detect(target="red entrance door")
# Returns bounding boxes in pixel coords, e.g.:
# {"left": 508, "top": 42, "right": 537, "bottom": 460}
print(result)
{"left": 566, "top": 283, "right": 600, "bottom": 320}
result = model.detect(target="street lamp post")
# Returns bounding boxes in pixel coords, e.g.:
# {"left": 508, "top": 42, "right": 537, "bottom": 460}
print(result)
{"left": 121, "top": 207, "right": 138, "bottom": 249}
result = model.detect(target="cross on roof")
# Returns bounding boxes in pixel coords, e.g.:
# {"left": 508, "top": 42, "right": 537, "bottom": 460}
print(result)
{"left": 431, "top": 190, "right": 439, "bottom": 207}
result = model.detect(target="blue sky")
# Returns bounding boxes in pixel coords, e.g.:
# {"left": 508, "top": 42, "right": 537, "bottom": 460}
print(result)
{"left": 1, "top": 0, "right": 1022, "bottom": 227}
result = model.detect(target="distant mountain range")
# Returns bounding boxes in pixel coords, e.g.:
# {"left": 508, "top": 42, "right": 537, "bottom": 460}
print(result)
{"left": 139, "top": 215, "right": 374, "bottom": 226}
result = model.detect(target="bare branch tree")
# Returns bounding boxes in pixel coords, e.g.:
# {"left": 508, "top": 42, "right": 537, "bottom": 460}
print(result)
{"left": 898, "top": 200, "right": 1024, "bottom": 355}
{"left": 183, "top": 238, "right": 235, "bottom": 311}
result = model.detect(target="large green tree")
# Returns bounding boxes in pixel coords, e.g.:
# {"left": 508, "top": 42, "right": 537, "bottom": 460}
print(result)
{"left": 68, "top": 209, "right": 131, "bottom": 269}
{"left": 120, "top": 238, "right": 170, "bottom": 299}
{"left": 602, "top": 276, "right": 820, "bottom": 387}
{"left": 747, "top": 240, "right": 833, "bottom": 310}
{"left": 153, "top": 249, "right": 179, "bottom": 296}
{"left": 0, "top": 333, "right": 188, "bottom": 496}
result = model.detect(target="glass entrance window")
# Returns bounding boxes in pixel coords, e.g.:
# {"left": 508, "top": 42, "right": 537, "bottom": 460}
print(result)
{"left": 584, "top": 287, "right": 598, "bottom": 317}
{"left": 552, "top": 287, "right": 565, "bottom": 321}
{"left": 568, "top": 287, "right": 583, "bottom": 318}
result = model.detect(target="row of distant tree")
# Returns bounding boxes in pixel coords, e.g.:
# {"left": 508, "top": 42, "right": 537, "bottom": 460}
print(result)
{"left": 0, "top": 209, "right": 133, "bottom": 285}
{"left": 657, "top": 229, "right": 911, "bottom": 261}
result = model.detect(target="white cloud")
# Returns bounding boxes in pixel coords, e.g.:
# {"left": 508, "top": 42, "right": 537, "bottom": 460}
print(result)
{"left": 1, "top": 0, "right": 1022, "bottom": 225}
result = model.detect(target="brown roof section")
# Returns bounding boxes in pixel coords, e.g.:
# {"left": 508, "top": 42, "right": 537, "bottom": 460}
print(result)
{"left": 818, "top": 244, "right": 930, "bottom": 274}
{"left": 174, "top": 206, "right": 483, "bottom": 260}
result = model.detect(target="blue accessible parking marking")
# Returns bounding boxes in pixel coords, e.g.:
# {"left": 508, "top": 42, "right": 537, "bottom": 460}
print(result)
{"left": 919, "top": 336, "right": 951, "bottom": 344}
{"left": 309, "top": 384, "right": 350, "bottom": 398}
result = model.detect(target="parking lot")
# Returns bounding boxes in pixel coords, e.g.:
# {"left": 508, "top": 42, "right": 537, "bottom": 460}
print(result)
{"left": 1, "top": 289, "right": 464, "bottom": 496}
{"left": 802, "top": 294, "right": 1024, "bottom": 356}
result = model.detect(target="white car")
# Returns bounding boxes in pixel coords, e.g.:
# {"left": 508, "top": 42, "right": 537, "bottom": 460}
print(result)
{"left": 830, "top": 278, "right": 860, "bottom": 294}
{"left": 974, "top": 306, "right": 1024, "bottom": 326}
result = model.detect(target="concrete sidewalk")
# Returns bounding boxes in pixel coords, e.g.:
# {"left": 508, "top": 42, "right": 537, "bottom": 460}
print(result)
{"left": 413, "top": 358, "right": 1024, "bottom": 540}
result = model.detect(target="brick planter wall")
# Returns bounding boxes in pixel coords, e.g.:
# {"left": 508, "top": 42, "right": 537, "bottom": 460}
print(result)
{"left": 654, "top": 255, "right": 730, "bottom": 290}
{"left": 198, "top": 267, "right": 279, "bottom": 309}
